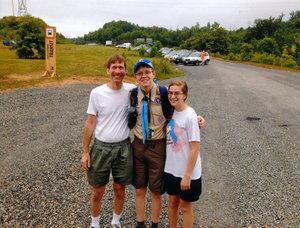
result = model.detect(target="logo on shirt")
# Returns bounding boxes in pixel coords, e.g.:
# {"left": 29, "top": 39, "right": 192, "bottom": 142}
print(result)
{"left": 155, "top": 97, "right": 161, "bottom": 104}
{"left": 167, "top": 119, "right": 186, "bottom": 153}
{"left": 158, "top": 116, "right": 164, "bottom": 123}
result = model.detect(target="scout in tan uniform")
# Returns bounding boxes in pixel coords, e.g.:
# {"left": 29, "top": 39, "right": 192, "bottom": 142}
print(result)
{"left": 131, "top": 59, "right": 167, "bottom": 228}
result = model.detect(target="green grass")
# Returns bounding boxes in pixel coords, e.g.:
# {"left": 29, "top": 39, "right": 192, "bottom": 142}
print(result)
{"left": 0, "top": 44, "right": 185, "bottom": 90}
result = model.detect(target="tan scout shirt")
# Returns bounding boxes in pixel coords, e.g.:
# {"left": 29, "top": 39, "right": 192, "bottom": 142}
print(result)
{"left": 132, "top": 84, "right": 166, "bottom": 140}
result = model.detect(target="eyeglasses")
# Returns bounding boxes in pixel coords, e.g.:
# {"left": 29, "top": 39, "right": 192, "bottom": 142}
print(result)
{"left": 135, "top": 70, "right": 153, "bottom": 77}
{"left": 168, "top": 91, "right": 184, "bottom": 96}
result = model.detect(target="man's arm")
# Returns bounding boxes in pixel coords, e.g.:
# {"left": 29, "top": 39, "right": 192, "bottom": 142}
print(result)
{"left": 197, "top": 116, "right": 206, "bottom": 129}
{"left": 81, "top": 114, "right": 96, "bottom": 170}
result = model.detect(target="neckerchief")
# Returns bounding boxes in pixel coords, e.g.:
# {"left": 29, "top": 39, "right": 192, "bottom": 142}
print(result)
{"left": 141, "top": 89, "right": 151, "bottom": 143}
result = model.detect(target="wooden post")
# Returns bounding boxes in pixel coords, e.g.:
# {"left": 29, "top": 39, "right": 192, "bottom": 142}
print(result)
{"left": 42, "top": 26, "right": 58, "bottom": 77}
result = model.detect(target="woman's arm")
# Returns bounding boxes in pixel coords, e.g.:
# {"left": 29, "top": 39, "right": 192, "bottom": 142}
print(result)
{"left": 180, "top": 141, "right": 200, "bottom": 190}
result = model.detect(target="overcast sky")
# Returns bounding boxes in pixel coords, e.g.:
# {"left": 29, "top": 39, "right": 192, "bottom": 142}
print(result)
{"left": 0, "top": 0, "right": 299, "bottom": 38}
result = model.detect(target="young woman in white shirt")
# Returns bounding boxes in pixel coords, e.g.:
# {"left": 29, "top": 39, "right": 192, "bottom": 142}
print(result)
{"left": 164, "top": 80, "right": 202, "bottom": 228}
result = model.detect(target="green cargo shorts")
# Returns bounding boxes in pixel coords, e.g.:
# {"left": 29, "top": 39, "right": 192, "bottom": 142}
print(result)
{"left": 87, "top": 137, "right": 133, "bottom": 188}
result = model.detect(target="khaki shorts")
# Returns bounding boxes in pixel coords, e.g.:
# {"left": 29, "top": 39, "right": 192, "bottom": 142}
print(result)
{"left": 132, "top": 136, "right": 166, "bottom": 195}
{"left": 87, "top": 137, "right": 133, "bottom": 188}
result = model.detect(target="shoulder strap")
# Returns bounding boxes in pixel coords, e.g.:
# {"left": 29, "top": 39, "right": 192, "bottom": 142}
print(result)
{"left": 130, "top": 87, "right": 139, "bottom": 107}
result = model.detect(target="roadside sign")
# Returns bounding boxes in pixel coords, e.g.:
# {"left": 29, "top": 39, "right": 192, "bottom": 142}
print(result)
{"left": 42, "top": 26, "right": 57, "bottom": 77}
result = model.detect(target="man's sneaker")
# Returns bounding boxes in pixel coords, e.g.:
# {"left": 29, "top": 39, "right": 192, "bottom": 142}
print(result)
{"left": 111, "top": 223, "right": 121, "bottom": 228}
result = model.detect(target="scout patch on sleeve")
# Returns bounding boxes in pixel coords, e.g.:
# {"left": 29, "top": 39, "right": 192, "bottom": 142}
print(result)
{"left": 158, "top": 116, "right": 164, "bottom": 123}
{"left": 155, "top": 96, "right": 162, "bottom": 104}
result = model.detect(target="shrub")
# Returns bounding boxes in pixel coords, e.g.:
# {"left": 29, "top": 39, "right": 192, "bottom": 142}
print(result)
{"left": 149, "top": 46, "right": 159, "bottom": 57}
{"left": 227, "top": 53, "right": 235, "bottom": 60}
{"left": 234, "top": 54, "right": 242, "bottom": 61}
{"left": 279, "top": 54, "right": 297, "bottom": 68}
{"left": 13, "top": 15, "right": 46, "bottom": 59}
{"left": 251, "top": 52, "right": 263, "bottom": 63}
{"left": 139, "top": 46, "right": 146, "bottom": 57}
{"left": 215, "top": 52, "right": 222, "bottom": 58}
{"left": 264, "top": 54, "right": 276, "bottom": 65}
{"left": 153, "top": 59, "right": 173, "bottom": 76}
{"left": 282, "top": 58, "right": 297, "bottom": 68}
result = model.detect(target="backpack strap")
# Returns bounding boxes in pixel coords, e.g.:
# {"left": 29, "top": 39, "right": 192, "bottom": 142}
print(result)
{"left": 158, "top": 86, "right": 174, "bottom": 124}
{"left": 128, "top": 87, "right": 139, "bottom": 129}
{"left": 129, "top": 87, "right": 139, "bottom": 107}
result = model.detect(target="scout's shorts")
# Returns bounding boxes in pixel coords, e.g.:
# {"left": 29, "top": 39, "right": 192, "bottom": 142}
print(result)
{"left": 87, "top": 137, "right": 133, "bottom": 188}
{"left": 132, "top": 136, "right": 166, "bottom": 195}
{"left": 164, "top": 172, "right": 202, "bottom": 202}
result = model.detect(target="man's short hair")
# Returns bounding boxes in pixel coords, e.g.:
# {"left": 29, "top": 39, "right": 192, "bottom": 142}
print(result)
{"left": 107, "top": 54, "right": 127, "bottom": 69}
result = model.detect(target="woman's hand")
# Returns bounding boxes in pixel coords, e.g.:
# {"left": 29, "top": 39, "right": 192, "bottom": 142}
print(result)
{"left": 180, "top": 173, "right": 191, "bottom": 190}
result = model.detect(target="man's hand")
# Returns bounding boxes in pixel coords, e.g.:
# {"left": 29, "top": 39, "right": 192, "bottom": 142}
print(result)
{"left": 81, "top": 153, "right": 90, "bottom": 170}
{"left": 197, "top": 116, "right": 206, "bottom": 129}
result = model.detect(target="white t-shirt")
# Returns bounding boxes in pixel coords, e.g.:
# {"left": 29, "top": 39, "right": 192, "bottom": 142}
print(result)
{"left": 164, "top": 107, "right": 201, "bottom": 179}
{"left": 87, "top": 82, "right": 136, "bottom": 143}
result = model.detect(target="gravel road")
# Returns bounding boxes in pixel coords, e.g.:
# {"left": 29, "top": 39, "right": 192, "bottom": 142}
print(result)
{"left": 1, "top": 60, "right": 299, "bottom": 227}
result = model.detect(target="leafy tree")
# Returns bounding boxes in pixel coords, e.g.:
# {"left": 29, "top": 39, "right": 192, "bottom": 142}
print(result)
{"left": 209, "top": 27, "right": 230, "bottom": 54}
{"left": 207, "top": 22, "right": 211, "bottom": 30}
{"left": 244, "top": 15, "right": 284, "bottom": 42}
{"left": 257, "top": 37, "right": 280, "bottom": 56}
{"left": 211, "top": 22, "right": 220, "bottom": 30}
{"left": 13, "top": 15, "right": 46, "bottom": 59}
{"left": 289, "top": 11, "right": 300, "bottom": 21}
{"left": 228, "top": 33, "right": 244, "bottom": 54}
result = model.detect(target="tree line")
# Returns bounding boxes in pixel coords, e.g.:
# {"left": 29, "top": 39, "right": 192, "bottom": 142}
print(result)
{"left": 1, "top": 11, "right": 299, "bottom": 68}
{"left": 78, "top": 11, "right": 300, "bottom": 68}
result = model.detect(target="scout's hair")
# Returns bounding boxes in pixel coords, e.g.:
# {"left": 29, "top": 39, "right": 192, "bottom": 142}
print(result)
{"left": 168, "top": 80, "right": 188, "bottom": 100}
{"left": 107, "top": 54, "right": 127, "bottom": 70}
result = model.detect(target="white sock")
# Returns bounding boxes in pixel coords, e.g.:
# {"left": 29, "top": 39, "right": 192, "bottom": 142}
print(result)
{"left": 91, "top": 215, "right": 100, "bottom": 227}
{"left": 111, "top": 212, "right": 121, "bottom": 224}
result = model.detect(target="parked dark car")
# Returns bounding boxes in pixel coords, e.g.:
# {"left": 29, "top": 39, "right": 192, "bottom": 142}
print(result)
{"left": 174, "top": 51, "right": 194, "bottom": 64}
{"left": 3, "top": 40, "right": 16, "bottom": 46}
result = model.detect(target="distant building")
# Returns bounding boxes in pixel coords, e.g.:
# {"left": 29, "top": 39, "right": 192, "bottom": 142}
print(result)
{"left": 134, "top": 38, "right": 152, "bottom": 44}
{"left": 146, "top": 38, "right": 153, "bottom": 44}
{"left": 134, "top": 38, "right": 145, "bottom": 44}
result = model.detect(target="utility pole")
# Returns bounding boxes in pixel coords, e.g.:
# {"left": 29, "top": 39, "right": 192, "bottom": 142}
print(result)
{"left": 18, "top": 0, "right": 28, "bottom": 16}
{"left": 12, "top": 0, "right": 15, "bottom": 16}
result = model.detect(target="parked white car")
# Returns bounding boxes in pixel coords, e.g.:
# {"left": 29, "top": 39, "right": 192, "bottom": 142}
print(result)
{"left": 182, "top": 52, "right": 201, "bottom": 65}
{"left": 117, "top": 42, "right": 132, "bottom": 49}
{"left": 183, "top": 52, "right": 210, "bottom": 65}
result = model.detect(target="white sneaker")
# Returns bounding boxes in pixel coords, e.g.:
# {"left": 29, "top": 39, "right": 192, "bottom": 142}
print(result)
{"left": 111, "top": 223, "right": 121, "bottom": 228}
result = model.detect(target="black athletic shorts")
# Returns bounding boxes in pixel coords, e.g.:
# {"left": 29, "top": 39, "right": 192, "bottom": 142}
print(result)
{"left": 164, "top": 172, "right": 202, "bottom": 202}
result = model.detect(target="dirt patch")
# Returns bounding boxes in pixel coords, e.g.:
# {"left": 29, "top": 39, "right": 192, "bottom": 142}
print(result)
{"left": 2, "top": 71, "right": 137, "bottom": 91}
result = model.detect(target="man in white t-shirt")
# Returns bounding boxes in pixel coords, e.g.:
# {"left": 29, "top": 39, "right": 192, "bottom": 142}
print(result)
{"left": 81, "top": 54, "right": 135, "bottom": 228}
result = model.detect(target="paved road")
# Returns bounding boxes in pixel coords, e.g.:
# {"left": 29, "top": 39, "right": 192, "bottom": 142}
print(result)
{"left": 159, "top": 61, "right": 300, "bottom": 227}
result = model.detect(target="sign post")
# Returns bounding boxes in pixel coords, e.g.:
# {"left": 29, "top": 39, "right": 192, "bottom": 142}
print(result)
{"left": 42, "top": 26, "right": 57, "bottom": 77}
